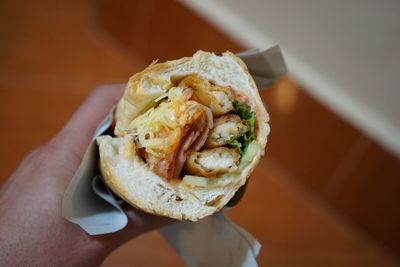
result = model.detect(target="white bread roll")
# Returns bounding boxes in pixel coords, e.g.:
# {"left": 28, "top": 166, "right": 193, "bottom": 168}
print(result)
{"left": 97, "top": 51, "right": 270, "bottom": 221}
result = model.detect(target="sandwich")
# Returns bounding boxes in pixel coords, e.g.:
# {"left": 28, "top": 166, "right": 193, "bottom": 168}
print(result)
{"left": 97, "top": 51, "right": 270, "bottom": 221}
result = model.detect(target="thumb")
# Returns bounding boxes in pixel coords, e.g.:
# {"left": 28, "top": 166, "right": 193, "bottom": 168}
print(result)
{"left": 53, "top": 84, "right": 125, "bottom": 158}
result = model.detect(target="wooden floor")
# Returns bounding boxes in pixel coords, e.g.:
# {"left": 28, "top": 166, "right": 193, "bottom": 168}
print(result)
{"left": 1, "top": 0, "right": 399, "bottom": 265}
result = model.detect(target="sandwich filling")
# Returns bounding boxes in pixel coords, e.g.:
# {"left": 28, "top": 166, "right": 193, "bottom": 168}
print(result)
{"left": 127, "top": 74, "right": 255, "bottom": 181}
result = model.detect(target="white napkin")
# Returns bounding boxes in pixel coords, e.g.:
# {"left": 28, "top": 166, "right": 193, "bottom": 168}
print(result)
{"left": 160, "top": 211, "right": 261, "bottom": 267}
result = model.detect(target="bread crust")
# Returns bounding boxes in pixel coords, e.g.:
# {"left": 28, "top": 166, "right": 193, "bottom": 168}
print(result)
{"left": 98, "top": 51, "right": 270, "bottom": 221}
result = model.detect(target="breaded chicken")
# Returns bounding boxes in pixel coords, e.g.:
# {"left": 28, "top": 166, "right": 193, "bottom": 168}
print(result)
{"left": 204, "top": 114, "right": 249, "bottom": 148}
{"left": 179, "top": 74, "right": 234, "bottom": 116}
{"left": 185, "top": 147, "right": 240, "bottom": 177}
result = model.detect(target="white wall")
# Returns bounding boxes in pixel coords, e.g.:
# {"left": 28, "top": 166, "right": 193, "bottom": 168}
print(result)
{"left": 181, "top": 0, "right": 400, "bottom": 156}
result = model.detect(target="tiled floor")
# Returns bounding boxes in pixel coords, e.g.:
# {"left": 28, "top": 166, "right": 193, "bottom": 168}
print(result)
{"left": 1, "top": 0, "right": 399, "bottom": 265}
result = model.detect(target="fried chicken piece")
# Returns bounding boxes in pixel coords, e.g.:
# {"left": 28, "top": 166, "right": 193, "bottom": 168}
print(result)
{"left": 204, "top": 114, "right": 249, "bottom": 148}
{"left": 185, "top": 147, "right": 240, "bottom": 177}
{"left": 179, "top": 74, "right": 234, "bottom": 116}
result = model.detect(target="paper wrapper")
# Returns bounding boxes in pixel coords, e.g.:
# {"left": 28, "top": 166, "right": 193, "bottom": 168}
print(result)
{"left": 62, "top": 46, "right": 286, "bottom": 266}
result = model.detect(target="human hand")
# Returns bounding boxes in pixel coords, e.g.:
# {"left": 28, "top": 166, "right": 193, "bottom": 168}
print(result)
{"left": 0, "top": 85, "right": 171, "bottom": 266}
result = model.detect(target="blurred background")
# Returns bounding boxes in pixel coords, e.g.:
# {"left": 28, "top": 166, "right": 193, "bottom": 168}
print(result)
{"left": 0, "top": 0, "right": 399, "bottom": 266}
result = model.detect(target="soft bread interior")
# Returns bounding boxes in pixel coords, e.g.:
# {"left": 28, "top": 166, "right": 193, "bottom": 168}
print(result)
{"left": 98, "top": 51, "right": 270, "bottom": 221}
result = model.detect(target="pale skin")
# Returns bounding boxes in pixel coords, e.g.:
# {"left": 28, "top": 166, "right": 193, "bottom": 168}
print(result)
{"left": 0, "top": 85, "right": 171, "bottom": 266}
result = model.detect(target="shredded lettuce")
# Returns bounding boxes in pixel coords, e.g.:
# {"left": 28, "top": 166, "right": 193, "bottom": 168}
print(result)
{"left": 228, "top": 100, "right": 255, "bottom": 155}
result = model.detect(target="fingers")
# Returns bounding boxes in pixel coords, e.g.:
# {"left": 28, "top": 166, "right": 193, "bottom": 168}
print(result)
{"left": 124, "top": 206, "right": 174, "bottom": 234}
{"left": 98, "top": 205, "right": 174, "bottom": 249}
{"left": 53, "top": 84, "right": 125, "bottom": 157}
